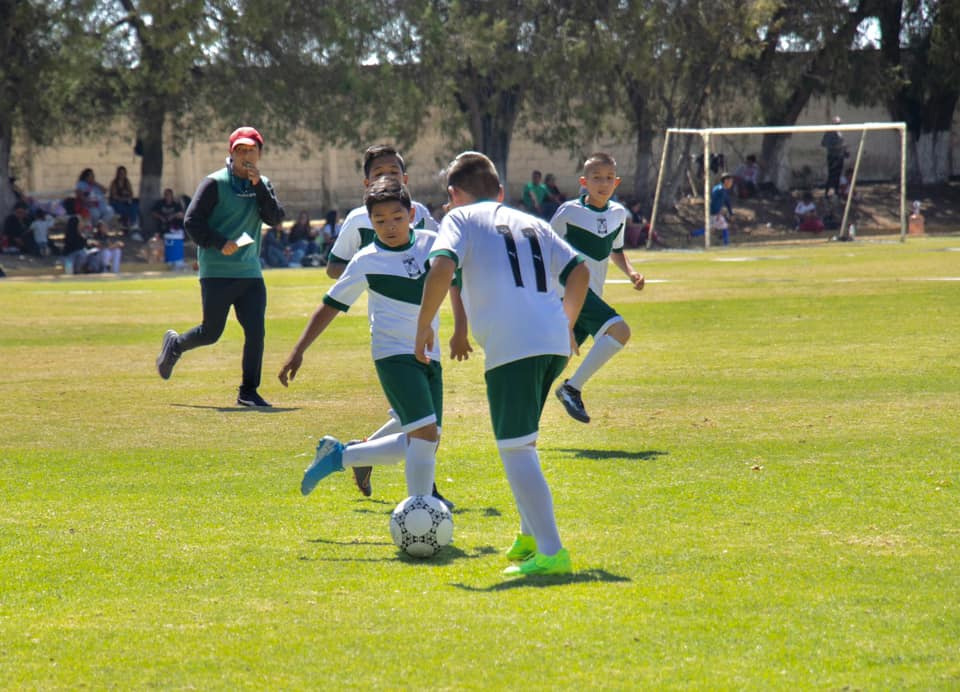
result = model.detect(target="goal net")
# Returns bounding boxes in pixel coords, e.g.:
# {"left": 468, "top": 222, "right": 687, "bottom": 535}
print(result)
{"left": 648, "top": 122, "right": 907, "bottom": 249}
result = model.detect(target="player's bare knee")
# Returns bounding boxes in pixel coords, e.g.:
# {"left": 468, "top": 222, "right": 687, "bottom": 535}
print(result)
{"left": 606, "top": 320, "right": 631, "bottom": 345}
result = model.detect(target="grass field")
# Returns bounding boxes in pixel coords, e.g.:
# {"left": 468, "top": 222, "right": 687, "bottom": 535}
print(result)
{"left": 2, "top": 237, "right": 959, "bottom": 689}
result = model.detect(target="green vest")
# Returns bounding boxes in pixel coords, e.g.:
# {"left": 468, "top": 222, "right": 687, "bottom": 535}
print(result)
{"left": 197, "top": 167, "right": 267, "bottom": 279}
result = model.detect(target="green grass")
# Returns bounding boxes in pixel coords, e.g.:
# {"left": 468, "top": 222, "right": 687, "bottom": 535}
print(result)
{"left": 2, "top": 237, "right": 959, "bottom": 689}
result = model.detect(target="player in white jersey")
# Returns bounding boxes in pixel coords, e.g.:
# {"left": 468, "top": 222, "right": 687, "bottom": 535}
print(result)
{"left": 326, "top": 144, "right": 438, "bottom": 279}
{"left": 549, "top": 152, "right": 645, "bottom": 424}
{"left": 322, "top": 144, "right": 453, "bottom": 504}
{"left": 415, "top": 151, "right": 590, "bottom": 577}
{"left": 279, "top": 177, "right": 462, "bottom": 508}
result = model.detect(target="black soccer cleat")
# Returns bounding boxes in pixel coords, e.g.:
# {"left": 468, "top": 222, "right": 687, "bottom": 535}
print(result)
{"left": 555, "top": 379, "right": 590, "bottom": 423}
{"left": 156, "top": 329, "right": 181, "bottom": 380}
{"left": 237, "top": 389, "right": 272, "bottom": 407}
{"left": 432, "top": 483, "right": 454, "bottom": 510}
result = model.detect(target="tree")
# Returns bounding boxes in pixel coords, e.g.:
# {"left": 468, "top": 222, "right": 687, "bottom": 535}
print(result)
{"left": 743, "top": 1, "right": 878, "bottom": 191}
{"left": 524, "top": 1, "right": 762, "bottom": 206}
{"left": 391, "top": 0, "right": 570, "bottom": 190}
{"left": 0, "top": 1, "right": 100, "bottom": 220}
{"left": 875, "top": 0, "right": 960, "bottom": 183}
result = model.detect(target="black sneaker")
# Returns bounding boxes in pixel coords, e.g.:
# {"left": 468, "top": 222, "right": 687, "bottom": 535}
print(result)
{"left": 156, "top": 329, "right": 181, "bottom": 380}
{"left": 432, "top": 483, "right": 454, "bottom": 510}
{"left": 237, "top": 389, "right": 272, "bottom": 407}
{"left": 555, "top": 379, "right": 590, "bottom": 423}
{"left": 346, "top": 440, "right": 373, "bottom": 497}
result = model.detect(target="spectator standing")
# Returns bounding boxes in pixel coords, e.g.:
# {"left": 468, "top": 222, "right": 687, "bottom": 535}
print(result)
{"left": 155, "top": 126, "right": 285, "bottom": 407}
{"left": 821, "top": 116, "right": 848, "bottom": 199}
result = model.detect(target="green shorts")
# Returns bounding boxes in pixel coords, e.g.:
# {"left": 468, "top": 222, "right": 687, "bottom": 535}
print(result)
{"left": 374, "top": 354, "right": 443, "bottom": 432}
{"left": 573, "top": 287, "right": 623, "bottom": 346}
{"left": 484, "top": 354, "right": 568, "bottom": 446}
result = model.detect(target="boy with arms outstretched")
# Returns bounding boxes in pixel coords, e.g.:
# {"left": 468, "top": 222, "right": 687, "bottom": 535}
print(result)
{"left": 279, "top": 178, "right": 459, "bottom": 506}
{"left": 415, "top": 152, "right": 590, "bottom": 577}
{"left": 549, "top": 152, "right": 644, "bottom": 423}
{"left": 325, "top": 144, "right": 458, "bottom": 503}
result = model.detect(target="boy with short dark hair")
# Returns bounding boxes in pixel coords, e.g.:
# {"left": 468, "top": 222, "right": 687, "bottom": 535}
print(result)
{"left": 549, "top": 152, "right": 644, "bottom": 424}
{"left": 279, "top": 177, "right": 460, "bottom": 507}
{"left": 326, "top": 144, "right": 437, "bottom": 280}
{"left": 324, "top": 144, "right": 455, "bottom": 504}
{"left": 415, "top": 151, "right": 590, "bottom": 577}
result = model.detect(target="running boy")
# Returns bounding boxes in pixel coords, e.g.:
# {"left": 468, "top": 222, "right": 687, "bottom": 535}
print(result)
{"left": 415, "top": 151, "right": 590, "bottom": 577}
{"left": 279, "top": 177, "right": 458, "bottom": 506}
{"left": 326, "top": 144, "right": 437, "bottom": 279}
{"left": 325, "top": 143, "right": 458, "bottom": 503}
{"left": 549, "top": 152, "right": 644, "bottom": 424}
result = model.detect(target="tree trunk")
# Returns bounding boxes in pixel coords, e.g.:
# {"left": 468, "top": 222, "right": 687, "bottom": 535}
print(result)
{"left": 0, "top": 121, "right": 14, "bottom": 221}
{"left": 760, "top": 133, "right": 793, "bottom": 192}
{"left": 911, "top": 130, "right": 952, "bottom": 184}
{"left": 631, "top": 127, "right": 656, "bottom": 209}
{"left": 136, "top": 106, "right": 166, "bottom": 235}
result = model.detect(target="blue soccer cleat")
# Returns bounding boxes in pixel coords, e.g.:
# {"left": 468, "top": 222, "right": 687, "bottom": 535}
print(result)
{"left": 301, "top": 436, "right": 345, "bottom": 496}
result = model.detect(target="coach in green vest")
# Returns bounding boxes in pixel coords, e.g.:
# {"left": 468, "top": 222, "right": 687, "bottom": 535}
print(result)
{"left": 155, "top": 126, "right": 285, "bottom": 407}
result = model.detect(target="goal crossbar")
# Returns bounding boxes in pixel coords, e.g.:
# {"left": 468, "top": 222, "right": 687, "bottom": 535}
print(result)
{"left": 648, "top": 122, "right": 908, "bottom": 248}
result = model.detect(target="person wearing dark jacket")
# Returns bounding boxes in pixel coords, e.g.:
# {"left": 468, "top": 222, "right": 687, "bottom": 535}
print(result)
{"left": 155, "top": 126, "right": 285, "bottom": 407}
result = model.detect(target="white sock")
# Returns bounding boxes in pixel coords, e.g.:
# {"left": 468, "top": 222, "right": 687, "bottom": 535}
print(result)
{"left": 499, "top": 445, "right": 562, "bottom": 556}
{"left": 404, "top": 437, "right": 437, "bottom": 496}
{"left": 567, "top": 333, "right": 624, "bottom": 391}
{"left": 342, "top": 433, "right": 405, "bottom": 468}
{"left": 369, "top": 412, "right": 403, "bottom": 440}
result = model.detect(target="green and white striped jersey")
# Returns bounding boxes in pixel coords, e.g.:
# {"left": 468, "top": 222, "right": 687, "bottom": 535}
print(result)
{"left": 549, "top": 195, "right": 627, "bottom": 296}
{"left": 323, "top": 228, "right": 440, "bottom": 363}
{"left": 328, "top": 200, "right": 437, "bottom": 265}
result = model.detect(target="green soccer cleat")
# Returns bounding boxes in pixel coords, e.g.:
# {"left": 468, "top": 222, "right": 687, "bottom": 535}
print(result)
{"left": 505, "top": 533, "right": 537, "bottom": 562}
{"left": 503, "top": 548, "right": 572, "bottom": 577}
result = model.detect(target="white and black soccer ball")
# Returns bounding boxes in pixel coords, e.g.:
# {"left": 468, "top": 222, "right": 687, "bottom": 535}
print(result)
{"left": 389, "top": 494, "right": 453, "bottom": 558}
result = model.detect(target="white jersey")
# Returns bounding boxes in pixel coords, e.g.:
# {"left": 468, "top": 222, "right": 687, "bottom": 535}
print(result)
{"left": 324, "top": 229, "right": 441, "bottom": 363}
{"left": 550, "top": 196, "right": 627, "bottom": 296}
{"left": 431, "top": 201, "right": 582, "bottom": 372}
{"left": 329, "top": 200, "right": 437, "bottom": 265}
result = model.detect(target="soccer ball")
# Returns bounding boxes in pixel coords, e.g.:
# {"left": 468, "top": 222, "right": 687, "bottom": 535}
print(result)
{"left": 389, "top": 494, "right": 453, "bottom": 558}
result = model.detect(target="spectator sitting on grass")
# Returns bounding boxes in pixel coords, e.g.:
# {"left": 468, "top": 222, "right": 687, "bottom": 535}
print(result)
{"left": 795, "top": 191, "right": 824, "bottom": 232}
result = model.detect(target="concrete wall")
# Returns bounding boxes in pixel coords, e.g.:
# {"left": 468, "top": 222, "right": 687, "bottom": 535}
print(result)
{"left": 12, "top": 96, "right": 958, "bottom": 217}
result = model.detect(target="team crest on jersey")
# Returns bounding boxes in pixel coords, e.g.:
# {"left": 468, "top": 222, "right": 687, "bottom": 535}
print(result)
{"left": 597, "top": 218, "right": 609, "bottom": 236}
{"left": 402, "top": 255, "right": 422, "bottom": 278}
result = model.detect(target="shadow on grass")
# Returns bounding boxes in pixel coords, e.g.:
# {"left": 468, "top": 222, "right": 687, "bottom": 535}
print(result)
{"left": 347, "top": 499, "right": 501, "bottom": 518}
{"left": 450, "top": 569, "right": 631, "bottom": 591}
{"left": 549, "top": 448, "right": 668, "bottom": 461}
{"left": 298, "top": 541, "right": 495, "bottom": 566}
{"left": 170, "top": 403, "right": 299, "bottom": 413}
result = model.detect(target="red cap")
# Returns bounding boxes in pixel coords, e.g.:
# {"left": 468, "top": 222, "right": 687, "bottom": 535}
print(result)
{"left": 229, "top": 126, "right": 264, "bottom": 151}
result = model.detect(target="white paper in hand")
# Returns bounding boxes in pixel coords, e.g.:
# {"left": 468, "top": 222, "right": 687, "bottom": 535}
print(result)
{"left": 235, "top": 232, "right": 254, "bottom": 247}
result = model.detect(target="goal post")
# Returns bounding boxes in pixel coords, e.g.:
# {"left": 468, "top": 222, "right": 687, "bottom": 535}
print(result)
{"left": 648, "top": 122, "right": 908, "bottom": 249}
